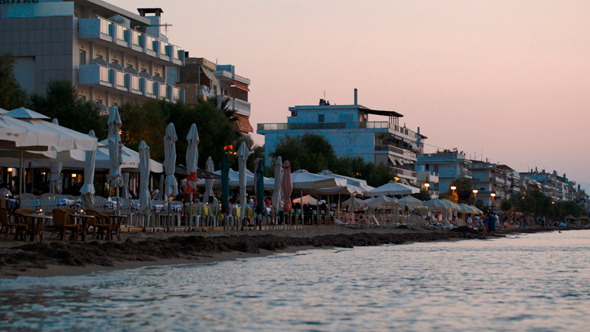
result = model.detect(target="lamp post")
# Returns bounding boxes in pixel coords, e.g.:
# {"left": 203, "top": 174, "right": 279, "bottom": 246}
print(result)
{"left": 450, "top": 185, "right": 456, "bottom": 194}
{"left": 472, "top": 189, "right": 478, "bottom": 204}
{"left": 490, "top": 192, "right": 496, "bottom": 210}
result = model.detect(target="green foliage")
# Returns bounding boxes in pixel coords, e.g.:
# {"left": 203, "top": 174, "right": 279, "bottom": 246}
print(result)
{"left": 0, "top": 53, "right": 29, "bottom": 109}
{"left": 449, "top": 178, "right": 473, "bottom": 204}
{"left": 30, "top": 80, "right": 107, "bottom": 139}
{"left": 413, "top": 189, "right": 431, "bottom": 201}
{"left": 119, "top": 97, "right": 245, "bottom": 167}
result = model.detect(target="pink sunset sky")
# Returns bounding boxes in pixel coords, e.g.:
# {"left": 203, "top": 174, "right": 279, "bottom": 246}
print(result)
{"left": 119, "top": 0, "right": 590, "bottom": 189}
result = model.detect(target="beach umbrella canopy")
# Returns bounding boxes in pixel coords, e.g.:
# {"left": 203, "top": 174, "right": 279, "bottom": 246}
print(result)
{"left": 367, "top": 195, "right": 399, "bottom": 209}
{"left": 398, "top": 195, "right": 427, "bottom": 210}
{"left": 368, "top": 181, "right": 420, "bottom": 196}
{"left": 441, "top": 198, "right": 461, "bottom": 211}
{"left": 203, "top": 156, "right": 215, "bottom": 203}
{"left": 317, "top": 170, "right": 374, "bottom": 192}
{"left": 312, "top": 184, "right": 365, "bottom": 196}
{"left": 163, "top": 123, "right": 178, "bottom": 198}
{"left": 220, "top": 153, "right": 230, "bottom": 213}
{"left": 138, "top": 140, "right": 152, "bottom": 214}
{"left": 90, "top": 139, "right": 163, "bottom": 173}
{"left": 293, "top": 194, "right": 319, "bottom": 206}
{"left": 425, "top": 198, "right": 453, "bottom": 210}
{"left": 272, "top": 156, "right": 283, "bottom": 210}
{"left": 255, "top": 159, "right": 265, "bottom": 215}
{"left": 342, "top": 195, "right": 367, "bottom": 211}
{"left": 107, "top": 106, "right": 123, "bottom": 190}
{"left": 290, "top": 169, "right": 347, "bottom": 190}
{"left": 282, "top": 161, "right": 293, "bottom": 213}
{"left": 80, "top": 130, "right": 97, "bottom": 210}
{"left": 185, "top": 123, "right": 199, "bottom": 196}
{"left": 237, "top": 142, "right": 250, "bottom": 207}
{"left": 5, "top": 107, "right": 50, "bottom": 120}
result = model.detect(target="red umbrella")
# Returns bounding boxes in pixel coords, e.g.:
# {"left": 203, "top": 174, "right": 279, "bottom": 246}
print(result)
{"left": 282, "top": 161, "right": 293, "bottom": 213}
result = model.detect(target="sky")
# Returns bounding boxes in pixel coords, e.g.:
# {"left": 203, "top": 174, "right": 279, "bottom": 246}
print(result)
{"left": 117, "top": 0, "right": 590, "bottom": 190}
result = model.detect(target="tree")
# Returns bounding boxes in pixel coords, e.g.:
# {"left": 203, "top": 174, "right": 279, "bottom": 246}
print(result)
{"left": 119, "top": 100, "right": 167, "bottom": 160}
{"left": 272, "top": 133, "right": 396, "bottom": 187}
{"left": 413, "top": 189, "right": 431, "bottom": 201}
{"left": 448, "top": 178, "right": 473, "bottom": 204}
{"left": 0, "top": 53, "right": 29, "bottom": 109}
{"left": 30, "top": 80, "right": 107, "bottom": 139}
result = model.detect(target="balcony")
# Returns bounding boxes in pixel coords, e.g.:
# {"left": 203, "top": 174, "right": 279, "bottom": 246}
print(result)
{"left": 78, "top": 64, "right": 184, "bottom": 102}
{"left": 392, "top": 167, "right": 417, "bottom": 180}
{"left": 197, "top": 85, "right": 216, "bottom": 99}
{"left": 78, "top": 17, "right": 184, "bottom": 66}
{"left": 258, "top": 121, "right": 418, "bottom": 139}
{"left": 417, "top": 171, "right": 439, "bottom": 183}
{"left": 229, "top": 98, "right": 251, "bottom": 117}
{"left": 375, "top": 144, "right": 417, "bottom": 160}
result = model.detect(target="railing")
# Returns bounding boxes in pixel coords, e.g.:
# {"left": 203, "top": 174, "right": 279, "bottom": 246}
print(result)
{"left": 231, "top": 98, "right": 251, "bottom": 116}
{"left": 79, "top": 17, "right": 183, "bottom": 65}
{"left": 197, "top": 85, "right": 216, "bottom": 98}
{"left": 258, "top": 121, "right": 417, "bottom": 138}
{"left": 78, "top": 64, "right": 183, "bottom": 102}
{"left": 392, "top": 167, "right": 417, "bottom": 179}
{"left": 375, "top": 145, "right": 417, "bottom": 158}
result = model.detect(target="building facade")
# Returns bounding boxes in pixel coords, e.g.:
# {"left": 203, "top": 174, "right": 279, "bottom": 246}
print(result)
{"left": 258, "top": 90, "right": 425, "bottom": 184}
{"left": 0, "top": 0, "right": 185, "bottom": 112}
{"left": 415, "top": 151, "right": 471, "bottom": 195}
{"left": 178, "top": 57, "right": 253, "bottom": 133}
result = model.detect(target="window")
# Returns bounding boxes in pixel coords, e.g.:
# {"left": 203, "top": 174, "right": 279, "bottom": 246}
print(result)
{"left": 79, "top": 50, "right": 86, "bottom": 66}
{"left": 318, "top": 114, "right": 325, "bottom": 123}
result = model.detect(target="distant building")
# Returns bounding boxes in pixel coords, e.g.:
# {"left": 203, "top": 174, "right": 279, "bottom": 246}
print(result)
{"left": 415, "top": 151, "right": 471, "bottom": 195}
{"left": 520, "top": 168, "right": 573, "bottom": 202}
{"left": 258, "top": 90, "right": 425, "bottom": 184}
{"left": 469, "top": 160, "right": 518, "bottom": 208}
{"left": 178, "top": 57, "right": 253, "bottom": 133}
{"left": 0, "top": 0, "right": 185, "bottom": 112}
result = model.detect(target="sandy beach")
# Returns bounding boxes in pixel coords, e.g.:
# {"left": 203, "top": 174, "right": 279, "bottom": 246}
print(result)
{"left": 0, "top": 225, "right": 579, "bottom": 279}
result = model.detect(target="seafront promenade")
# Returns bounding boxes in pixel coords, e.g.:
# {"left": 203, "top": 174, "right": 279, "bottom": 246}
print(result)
{"left": 0, "top": 224, "right": 584, "bottom": 279}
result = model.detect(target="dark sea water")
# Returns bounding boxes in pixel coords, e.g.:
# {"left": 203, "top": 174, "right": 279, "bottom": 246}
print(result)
{"left": 1, "top": 230, "right": 589, "bottom": 331}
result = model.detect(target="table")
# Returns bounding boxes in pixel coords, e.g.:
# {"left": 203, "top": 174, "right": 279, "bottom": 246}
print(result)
{"left": 19, "top": 213, "right": 53, "bottom": 243}
{"left": 70, "top": 214, "right": 95, "bottom": 241}
{"left": 99, "top": 214, "right": 126, "bottom": 240}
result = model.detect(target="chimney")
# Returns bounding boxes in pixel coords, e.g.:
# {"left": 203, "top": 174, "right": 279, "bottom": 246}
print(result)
{"left": 354, "top": 88, "right": 358, "bottom": 105}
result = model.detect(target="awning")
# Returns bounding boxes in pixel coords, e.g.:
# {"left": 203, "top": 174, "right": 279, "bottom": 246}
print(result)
{"left": 231, "top": 80, "right": 250, "bottom": 92}
{"left": 200, "top": 66, "right": 216, "bottom": 82}
{"left": 233, "top": 114, "right": 254, "bottom": 133}
{"left": 388, "top": 155, "right": 399, "bottom": 166}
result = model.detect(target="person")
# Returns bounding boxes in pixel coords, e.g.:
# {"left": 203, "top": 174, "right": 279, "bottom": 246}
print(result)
{"left": 488, "top": 213, "right": 497, "bottom": 235}
{"left": 467, "top": 215, "right": 473, "bottom": 227}
{"left": 483, "top": 213, "right": 489, "bottom": 233}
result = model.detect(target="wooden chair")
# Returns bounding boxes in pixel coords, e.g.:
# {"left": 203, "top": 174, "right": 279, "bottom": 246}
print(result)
{"left": 94, "top": 210, "right": 122, "bottom": 240}
{"left": 51, "top": 208, "right": 80, "bottom": 240}
{"left": 1, "top": 207, "right": 27, "bottom": 240}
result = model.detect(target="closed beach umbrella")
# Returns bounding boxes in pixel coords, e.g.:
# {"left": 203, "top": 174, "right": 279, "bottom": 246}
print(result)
{"left": 185, "top": 123, "right": 199, "bottom": 198}
{"left": 107, "top": 106, "right": 123, "bottom": 194}
{"left": 220, "top": 152, "right": 230, "bottom": 214}
{"left": 255, "top": 159, "right": 265, "bottom": 215}
{"left": 203, "top": 156, "right": 214, "bottom": 203}
{"left": 272, "top": 156, "right": 283, "bottom": 211}
{"left": 282, "top": 161, "right": 293, "bottom": 213}
{"left": 49, "top": 119, "right": 63, "bottom": 194}
{"left": 163, "top": 123, "right": 178, "bottom": 199}
{"left": 80, "top": 130, "right": 97, "bottom": 210}
{"left": 139, "top": 140, "right": 152, "bottom": 214}
{"left": 237, "top": 142, "right": 250, "bottom": 207}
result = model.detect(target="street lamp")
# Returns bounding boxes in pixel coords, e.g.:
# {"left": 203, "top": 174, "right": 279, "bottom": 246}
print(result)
{"left": 472, "top": 189, "right": 478, "bottom": 203}
{"left": 450, "top": 185, "right": 456, "bottom": 193}
{"left": 490, "top": 192, "right": 496, "bottom": 209}
{"left": 424, "top": 183, "right": 430, "bottom": 190}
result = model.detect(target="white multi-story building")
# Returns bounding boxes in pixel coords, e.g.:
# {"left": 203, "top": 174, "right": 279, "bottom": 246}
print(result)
{"left": 178, "top": 57, "right": 253, "bottom": 133}
{"left": 0, "top": 1, "right": 185, "bottom": 111}
{"left": 258, "top": 90, "right": 425, "bottom": 184}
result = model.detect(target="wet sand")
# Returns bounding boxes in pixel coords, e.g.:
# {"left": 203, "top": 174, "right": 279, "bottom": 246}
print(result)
{"left": 0, "top": 225, "right": 578, "bottom": 279}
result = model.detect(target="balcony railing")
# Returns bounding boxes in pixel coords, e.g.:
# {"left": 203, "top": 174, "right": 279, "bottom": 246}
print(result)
{"left": 375, "top": 145, "right": 417, "bottom": 159}
{"left": 79, "top": 17, "right": 184, "bottom": 66}
{"left": 78, "top": 64, "right": 184, "bottom": 102}
{"left": 258, "top": 121, "right": 418, "bottom": 139}
{"left": 230, "top": 98, "right": 251, "bottom": 117}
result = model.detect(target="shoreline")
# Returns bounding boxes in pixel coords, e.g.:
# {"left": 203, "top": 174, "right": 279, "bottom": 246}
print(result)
{"left": 0, "top": 226, "right": 584, "bottom": 279}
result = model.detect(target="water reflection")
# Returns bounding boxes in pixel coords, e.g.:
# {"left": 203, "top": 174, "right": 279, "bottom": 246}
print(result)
{"left": 1, "top": 230, "right": 590, "bottom": 331}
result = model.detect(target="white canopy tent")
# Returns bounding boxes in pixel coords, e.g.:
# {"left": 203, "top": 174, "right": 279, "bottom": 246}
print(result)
{"left": 368, "top": 181, "right": 420, "bottom": 196}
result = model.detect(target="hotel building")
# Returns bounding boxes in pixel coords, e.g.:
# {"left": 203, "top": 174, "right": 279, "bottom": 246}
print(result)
{"left": 258, "top": 90, "right": 425, "bottom": 184}
{"left": 0, "top": 0, "right": 185, "bottom": 112}
{"left": 178, "top": 57, "right": 253, "bottom": 133}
